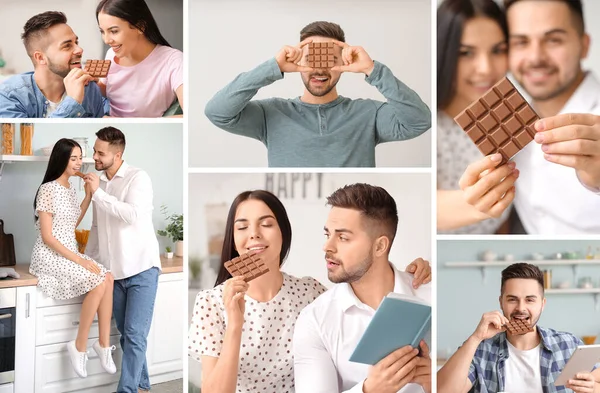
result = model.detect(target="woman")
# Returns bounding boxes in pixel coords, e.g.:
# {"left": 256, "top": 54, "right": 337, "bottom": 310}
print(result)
{"left": 30, "top": 139, "right": 116, "bottom": 378}
{"left": 437, "top": 0, "right": 517, "bottom": 233}
{"left": 95, "top": 0, "right": 183, "bottom": 117}
{"left": 188, "top": 190, "right": 431, "bottom": 392}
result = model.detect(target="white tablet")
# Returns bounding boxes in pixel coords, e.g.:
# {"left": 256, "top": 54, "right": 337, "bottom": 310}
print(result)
{"left": 555, "top": 345, "right": 600, "bottom": 386}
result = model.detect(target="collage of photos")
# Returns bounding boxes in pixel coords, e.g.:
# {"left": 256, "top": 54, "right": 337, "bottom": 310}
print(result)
{"left": 0, "top": 0, "right": 599, "bottom": 393}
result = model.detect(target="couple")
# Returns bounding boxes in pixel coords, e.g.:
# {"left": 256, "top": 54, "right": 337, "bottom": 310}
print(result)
{"left": 437, "top": 0, "right": 600, "bottom": 234}
{"left": 29, "top": 128, "right": 162, "bottom": 393}
{"left": 189, "top": 184, "right": 433, "bottom": 392}
{"left": 0, "top": 0, "right": 183, "bottom": 118}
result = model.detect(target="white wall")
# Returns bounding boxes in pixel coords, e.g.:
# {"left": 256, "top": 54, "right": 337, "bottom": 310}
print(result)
{"left": 0, "top": 122, "right": 183, "bottom": 263}
{"left": 0, "top": 0, "right": 183, "bottom": 75}
{"left": 189, "top": 172, "right": 432, "bottom": 289}
{"left": 188, "top": 0, "right": 432, "bottom": 168}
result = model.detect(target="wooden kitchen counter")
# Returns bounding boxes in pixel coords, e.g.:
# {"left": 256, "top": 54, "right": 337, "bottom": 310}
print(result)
{"left": 0, "top": 256, "right": 183, "bottom": 289}
{"left": 0, "top": 264, "right": 38, "bottom": 288}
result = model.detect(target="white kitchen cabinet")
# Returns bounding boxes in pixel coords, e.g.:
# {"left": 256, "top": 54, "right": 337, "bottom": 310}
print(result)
{"left": 35, "top": 304, "right": 118, "bottom": 346}
{"left": 14, "top": 286, "right": 36, "bottom": 393}
{"left": 34, "top": 335, "right": 122, "bottom": 393}
{"left": 0, "top": 383, "right": 14, "bottom": 393}
{"left": 13, "top": 270, "right": 183, "bottom": 392}
{"left": 147, "top": 272, "right": 184, "bottom": 384}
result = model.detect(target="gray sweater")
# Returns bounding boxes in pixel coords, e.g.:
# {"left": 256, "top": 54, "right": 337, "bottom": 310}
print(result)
{"left": 205, "top": 58, "right": 431, "bottom": 167}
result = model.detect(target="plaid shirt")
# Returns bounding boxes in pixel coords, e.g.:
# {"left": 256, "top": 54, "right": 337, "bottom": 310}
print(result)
{"left": 468, "top": 326, "right": 584, "bottom": 393}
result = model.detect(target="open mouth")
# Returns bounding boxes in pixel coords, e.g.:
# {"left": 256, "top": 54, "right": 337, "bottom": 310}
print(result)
{"left": 325, "top": 256, "right": 341, "bottom": 269}
{"left": 311, "top": 75, "right": 329, "bottom": 85}
{"left": 247, "top": 245, "right": 267, "bottom": 254}
{"left": 112, "top": 45, "right": 122, "bottom": 53}
{"left": 70, "top": 60, "right": 82, "bottom": 68}
{"left": 512, "top": 315, "right": 530, "bottom": 323}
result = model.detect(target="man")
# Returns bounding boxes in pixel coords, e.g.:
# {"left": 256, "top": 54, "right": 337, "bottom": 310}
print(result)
{"left": 204, "top": 21, "right": 431, "bottom": 167}
{"left": 84, "top": 127, "right": 161, "bottom": 393}
{"left": 293, "top": 183, "right": 431, "bottom": 393}
{"left": 437, "top": 263, "right": 600, "bottom": 393}
{"left": 0, "top": 11, "right": 107, "bottom": 118}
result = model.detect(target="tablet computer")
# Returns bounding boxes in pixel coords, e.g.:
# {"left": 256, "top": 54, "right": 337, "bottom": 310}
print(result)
{"left": 555, "top": 344, "right": 600, "bottom": 386}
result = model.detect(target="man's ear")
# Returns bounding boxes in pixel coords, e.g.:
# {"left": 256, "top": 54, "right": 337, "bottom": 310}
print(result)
{"left": 374, "top": 235, "right": 390, "bottom": 257}
{"left": 33, "top": 51, "right": 46, "bottom": 66}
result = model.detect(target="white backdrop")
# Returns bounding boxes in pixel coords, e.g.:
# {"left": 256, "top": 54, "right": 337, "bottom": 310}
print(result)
{"left": 188, "top": 172, "right": 432, "bottom": 290}
{"left": 188, "top": 0, "right": 432, "bottom": 167}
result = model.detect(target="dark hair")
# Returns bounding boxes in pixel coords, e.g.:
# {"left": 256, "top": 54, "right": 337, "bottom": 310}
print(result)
{"left": 437, "top": 0, "right": 507, "bottom": 110}
{"left": 504, "top": 0, "right": 584, "bottom": 35}
{"left": 96, "top": 0, "right": 171, "bottom": 47}
{"left": 21, "top": 11, "right": 68, "bottom": 58}
{"left": 34, "top": 139, "right": 81, "bottom": 220}
{"left": 326, "top": 183, "right": 398, "bottom": 244}
{"left": 214, "top": 190, "right": 293, "bottom": 287}
{"left": 96, "top": 126, "right": 126, "bottom": 151}
{"left": 300, "top": 21, "right": 345, "bottom": 42}
{"left": 501, "top": 263, "right": 545, "bottom": 294}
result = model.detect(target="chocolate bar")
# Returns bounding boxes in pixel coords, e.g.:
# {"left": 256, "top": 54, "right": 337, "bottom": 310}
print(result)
{"left": 74, "top": 171, "right": 85, "bottom": 179}
{"left": 84, "top": 60, "right": 111, "bottom": 78}
{"left": 224, "top": 252, "right": 269, "bottom": 282}
{"left": 308, "top": 42, "right": 335, "bottom": 69}
{"left": 505, "top": 319, "right": 533, "bottom": 335}
{"left": 454, "top": 77, "right": 540, "bottom": 164}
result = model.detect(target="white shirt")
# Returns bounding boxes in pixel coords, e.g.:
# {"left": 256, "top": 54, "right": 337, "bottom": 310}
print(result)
{"left": 503, "top": 341, "right": 543, "bottom": 393}
{"left": 293, "top": 263, "right": 431, "bottom": 393}
{"left": 86, "top": 161, "right": 161, "bottom": 279}
{"left": 513, "top": 72, "right": 600, "bottom": 234}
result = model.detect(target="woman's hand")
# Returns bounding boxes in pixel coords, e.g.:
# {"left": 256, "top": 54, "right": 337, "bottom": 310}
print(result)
{"left": 458, "top": 154, "right": 518, "bottom": 219}
{"left": 223, "top": 276, "right": 249, "bottom": 328}
{"left": 405, "top": 258, "right": 431, "bottom": 288}
{"left": 77, "top": 257, "right": 101, "bottom": 275}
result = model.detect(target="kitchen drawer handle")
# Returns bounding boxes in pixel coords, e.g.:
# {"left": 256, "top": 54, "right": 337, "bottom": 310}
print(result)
{"left": 72, "top": 319, "right": 98, "bottom": 326}
{"left": 0, "top": 313, "right": 13, "bottom": 320}
{"left": 26, "top": 293, "right": 30, "bottom": 318}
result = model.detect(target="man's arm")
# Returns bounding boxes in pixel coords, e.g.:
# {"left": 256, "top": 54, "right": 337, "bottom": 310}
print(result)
{"left": 0, "top": 89, "right": 29, "bottom": 118}
{"left": 204, "top": 59, "right": 282, "bottom": 142}
{"left": 366, "top": 61, "right": 432, "bottom": 143}
{"left": 88, "top": 171, "right": 153, "bottom": 225}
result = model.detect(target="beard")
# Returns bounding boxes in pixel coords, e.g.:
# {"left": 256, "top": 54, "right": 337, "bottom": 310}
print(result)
{"left": 327, "top": 252, "right": 373, "bottom": 284}
{"left": 47, "top": 58, "right": 71, "bottom": 78}
{"left": 302, "top": 72, "right": 340, "bottom": 97}
{"left": 95, "top": 158, "right": 114, "bottom": 172}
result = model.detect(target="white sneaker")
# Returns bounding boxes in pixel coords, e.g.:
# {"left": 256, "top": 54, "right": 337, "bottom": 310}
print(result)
{"left": 67, "top": 340, "right": 88, "bottom": 378}
{"left": 93, "top": 340, "right": 117, "bottom": 374}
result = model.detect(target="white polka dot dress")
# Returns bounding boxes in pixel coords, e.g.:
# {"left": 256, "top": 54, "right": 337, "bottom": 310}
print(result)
{"left": 437, "top": 110, "right": 511, "bottom": 234}
{"left": 188, "top": 272, "right": 326, "bottom": 393}
{"left": 30, "top": 181, "right": 108, "bottom": 300}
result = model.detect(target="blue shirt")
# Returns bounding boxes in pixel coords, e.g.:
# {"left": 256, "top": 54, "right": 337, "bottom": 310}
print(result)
{"left": 468, "top": 326, "right": 589, "bottom": 393}
{"left": 0, "top": 72, "right": 108, "bottom": 118}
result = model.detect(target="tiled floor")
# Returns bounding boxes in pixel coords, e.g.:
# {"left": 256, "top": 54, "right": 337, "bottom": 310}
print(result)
{"left": 152, "top": 379, "right": 183, "bottom": 393}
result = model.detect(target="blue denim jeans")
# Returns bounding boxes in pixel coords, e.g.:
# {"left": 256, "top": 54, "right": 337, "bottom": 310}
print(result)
{"left": 113, "top": 267, "right": 159, "bottom": 393}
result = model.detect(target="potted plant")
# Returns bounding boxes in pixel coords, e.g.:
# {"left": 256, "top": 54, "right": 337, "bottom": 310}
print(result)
{"left": 157, "top": 205, "right": 183, "bottom": 257}
{"left": 189, "top": 256, "right": 203, "bottom": 288}
{"left": 165, "top": 246, "right": 173, "bottom": 259}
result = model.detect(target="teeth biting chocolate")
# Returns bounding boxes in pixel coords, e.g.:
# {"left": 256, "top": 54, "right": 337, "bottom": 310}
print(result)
{"left": 505, "top": 318, "right": 534, "bottom": 335}
{"left": 84, "top": 60, "right": 111, "bottom": 78}
{"left": 454, "top": 77, "right": 540, "bottom": 165}
{"left": 224, "top": 252, "right": 269, "bottom": 282}
{"left": 307, "top": 42, "right": 335, "bottom": 69}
